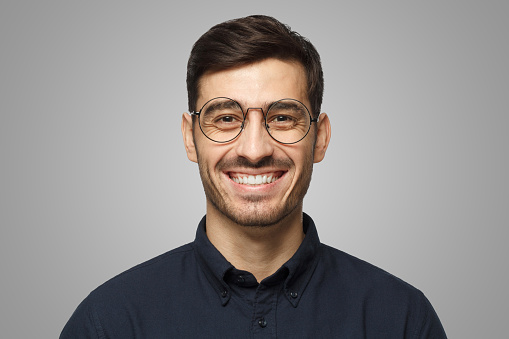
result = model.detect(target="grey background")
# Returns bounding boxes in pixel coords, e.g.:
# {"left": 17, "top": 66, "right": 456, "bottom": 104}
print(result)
{"left": 1, "top": 1, "right": 507, "bottom": 338}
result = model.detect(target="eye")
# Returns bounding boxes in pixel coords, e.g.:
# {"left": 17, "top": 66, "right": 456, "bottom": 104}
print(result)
{"left": 222, "top": 116, "right": 234, "bottom": 123}
{"left": 216, "top": 115, "right": 240, "bottom": 124}
{"left": 268, "top": 115, "right": 295, "bottom": 124}
{"left": 273, "top": 115, "right": 290, "bottom": 122}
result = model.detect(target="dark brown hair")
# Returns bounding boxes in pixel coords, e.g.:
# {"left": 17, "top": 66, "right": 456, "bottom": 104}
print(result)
{"left": 186, "top": 15, "right": 324, "bottom": 117}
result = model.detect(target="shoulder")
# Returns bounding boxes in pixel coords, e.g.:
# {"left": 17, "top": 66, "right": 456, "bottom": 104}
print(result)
{"left": 60, "top": 243, "right": 197, "bottom": 338}
{"left": 319, "top": 243, "right": 418, "bottom": 295}
{"left": 109, "top": 242, "right": 195, "bottom": 278}
{"left": 316, "top": 244, "right": 447, "bottom": 337}
{"left": 92, "top": 242, "right": 195, "bottom": 298}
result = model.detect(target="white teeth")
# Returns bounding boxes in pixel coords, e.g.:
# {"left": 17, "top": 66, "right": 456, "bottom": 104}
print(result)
{"left": 231, "top": 174, "right": 280, "bottom": 186}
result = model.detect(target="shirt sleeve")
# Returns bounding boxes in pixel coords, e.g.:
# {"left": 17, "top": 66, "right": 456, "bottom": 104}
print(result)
{"left": 60, "top": 299, "right": 104, "bottom": 339}
{"left": 417, "top": 292, "right": 447, "bottom": 339}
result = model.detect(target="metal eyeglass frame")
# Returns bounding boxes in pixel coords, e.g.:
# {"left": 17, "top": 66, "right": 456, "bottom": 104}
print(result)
{"left": 190, "top": 97, "right": 319, "bottom": 145}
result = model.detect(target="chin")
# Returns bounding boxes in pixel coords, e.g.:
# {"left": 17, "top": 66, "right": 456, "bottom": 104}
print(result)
{"left": 213, "top": 199, "right": 299, "bottom": 228}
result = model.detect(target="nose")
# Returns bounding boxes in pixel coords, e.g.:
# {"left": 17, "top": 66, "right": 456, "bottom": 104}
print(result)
{"left": 235, "top": 108, "right": 274, "bottom": 163}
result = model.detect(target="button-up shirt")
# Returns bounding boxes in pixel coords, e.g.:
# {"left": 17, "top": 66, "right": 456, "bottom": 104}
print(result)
{"left": 61, "top": 214, "right": 447, "bottom": 338}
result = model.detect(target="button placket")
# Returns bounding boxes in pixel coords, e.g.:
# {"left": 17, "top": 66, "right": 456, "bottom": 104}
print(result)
{"left": 251, "top": 284, "right": 277, "bottom": 338}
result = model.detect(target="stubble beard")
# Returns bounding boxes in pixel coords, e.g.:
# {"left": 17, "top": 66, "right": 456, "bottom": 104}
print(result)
{"left": 197, "top": 155, "right": 314, "bottom": 227}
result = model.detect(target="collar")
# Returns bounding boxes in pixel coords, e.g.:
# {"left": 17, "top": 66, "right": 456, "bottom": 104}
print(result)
{"left": 192, "top": 213, "right": 321, "bottom": 308}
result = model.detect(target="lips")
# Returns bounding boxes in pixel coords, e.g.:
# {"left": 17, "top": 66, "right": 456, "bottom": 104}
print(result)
{"left": 228, "top": 171, "right": 285, "bottom": 186}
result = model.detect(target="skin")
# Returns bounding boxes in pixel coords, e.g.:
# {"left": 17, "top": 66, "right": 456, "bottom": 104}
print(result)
{"left": 182, "top": 58, "right": 331, "bottom": 281}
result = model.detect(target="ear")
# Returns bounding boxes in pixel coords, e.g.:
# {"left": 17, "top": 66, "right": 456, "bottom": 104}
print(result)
{"left": 181, "top": 113, "right": 198, "bottom": 163}
{"left": 313, "top": 113, "right": 331, "bottom": 163}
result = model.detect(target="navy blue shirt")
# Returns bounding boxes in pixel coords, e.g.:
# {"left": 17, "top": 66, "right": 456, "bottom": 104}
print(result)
{"left": 61, "top": 214, "right": 446, "bottom": 338}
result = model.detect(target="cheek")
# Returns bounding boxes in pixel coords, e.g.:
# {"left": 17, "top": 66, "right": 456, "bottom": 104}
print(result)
{"left": 287, "top": 144, "right": 314, "bottom": 171}
{"left": 197, "top": 144, "right": 233, "bottom": 172}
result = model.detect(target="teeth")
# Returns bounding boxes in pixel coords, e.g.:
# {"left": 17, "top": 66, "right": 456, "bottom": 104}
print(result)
{"left": 231, "top": 174, "right": 279, "bottom": 186}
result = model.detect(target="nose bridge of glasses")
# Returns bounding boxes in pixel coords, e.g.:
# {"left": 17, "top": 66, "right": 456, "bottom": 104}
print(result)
{"left": 243, "top": 107, "right": 268, "bottom": 126}
{"left": 245, "top": 107, "right": 265, "bottom": 117}
{"left": 241, "top": 107, "right": 267, "bottom": 132}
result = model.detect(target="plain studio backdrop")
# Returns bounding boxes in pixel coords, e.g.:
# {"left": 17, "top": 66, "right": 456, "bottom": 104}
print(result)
{"left": 1, "top": 1, "right": 507, "bottom": 338}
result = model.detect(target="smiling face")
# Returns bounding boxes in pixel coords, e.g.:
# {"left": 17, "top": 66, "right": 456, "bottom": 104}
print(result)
{"left": 182, "top": 58, "right": 330, "bottom": 227}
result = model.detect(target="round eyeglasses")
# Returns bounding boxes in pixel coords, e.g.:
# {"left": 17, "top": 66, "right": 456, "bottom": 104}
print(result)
{"left": 190, "top": 97, "right": 318, "bottom": 144}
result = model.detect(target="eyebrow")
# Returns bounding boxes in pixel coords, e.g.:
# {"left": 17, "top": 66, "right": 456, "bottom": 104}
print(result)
{"left": 268, "top": 100, "right": 305, "bottom": 111}
{"left": 202, "top": 99, "right": 241, "bottom": 114}
{"left": 201, "top": 98, "right": 307, "bottom": 115}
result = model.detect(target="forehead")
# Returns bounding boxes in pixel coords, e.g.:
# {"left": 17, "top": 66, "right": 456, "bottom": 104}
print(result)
{"left": 197, "top": 58, "right": 309, "bottom": 108}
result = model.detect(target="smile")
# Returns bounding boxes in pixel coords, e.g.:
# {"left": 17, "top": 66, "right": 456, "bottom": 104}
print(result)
{"left": 228, "top": 172, "right": 284, "bottom": 186}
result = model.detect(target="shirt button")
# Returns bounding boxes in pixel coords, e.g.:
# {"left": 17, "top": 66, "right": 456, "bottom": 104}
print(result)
{"left": 236, "top": 275, "right": 245, "bottom": 284}
{"left": 258, "top": 318, "right": 267, "bottom": 328}
{"left": 221, "top": 289, "right": 228, "bottom": 298}
{"left": 290, "top": 291, "right": 298, "bottom": 298}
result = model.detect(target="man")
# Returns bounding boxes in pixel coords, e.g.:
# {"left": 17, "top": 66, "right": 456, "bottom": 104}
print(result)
{"left": 61, "top": 15, "right": 447, "bottom": 338}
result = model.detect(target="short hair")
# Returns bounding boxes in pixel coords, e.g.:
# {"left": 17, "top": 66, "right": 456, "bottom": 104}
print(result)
{"left": 186, "top": 15, "right": 324, "bottom": 117}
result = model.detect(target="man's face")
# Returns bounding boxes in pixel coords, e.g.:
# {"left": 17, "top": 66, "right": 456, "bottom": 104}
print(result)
{"left": 182, "top": 58, "right": 329, "bottom": 227}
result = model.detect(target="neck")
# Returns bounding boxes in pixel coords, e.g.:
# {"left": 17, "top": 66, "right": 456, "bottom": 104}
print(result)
{"left": 205, "top": 202, "right": 305, "bottom": 282}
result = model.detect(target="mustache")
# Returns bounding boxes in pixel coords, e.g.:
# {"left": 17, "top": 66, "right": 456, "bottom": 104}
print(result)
{"left": 217, "top": 156, "right": 293, "bottom": 170}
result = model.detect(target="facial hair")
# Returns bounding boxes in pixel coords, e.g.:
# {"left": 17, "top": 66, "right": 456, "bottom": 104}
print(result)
{"left": 197, "top": 154, "right": 314, "bottom": 227}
